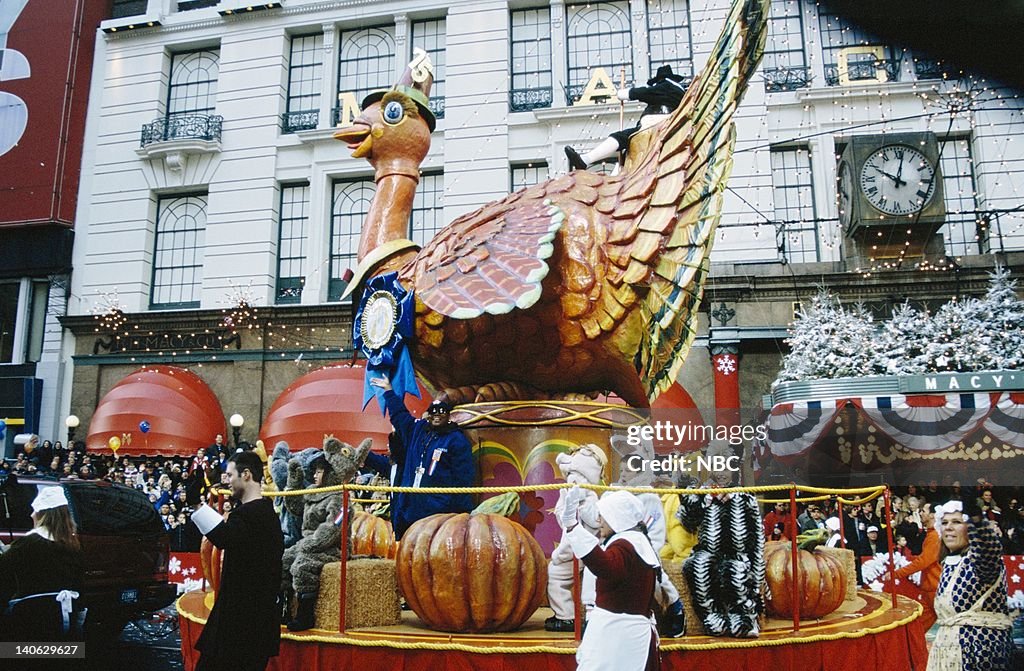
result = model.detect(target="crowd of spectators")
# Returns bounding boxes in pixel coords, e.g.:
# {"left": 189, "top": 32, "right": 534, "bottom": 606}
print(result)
{"left": 1, "top": 434, "right": 246, "bottom": 552}
{"left": 761, "top": 479, "right": 1024, "bottom": 585}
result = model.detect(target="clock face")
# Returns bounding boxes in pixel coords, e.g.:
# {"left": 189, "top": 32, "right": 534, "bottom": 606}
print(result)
{"left": 837, "top": 161, "right": 853, "bottom": 228}
{"left": 859, "top": 145, "right": 936, "bottom": 216}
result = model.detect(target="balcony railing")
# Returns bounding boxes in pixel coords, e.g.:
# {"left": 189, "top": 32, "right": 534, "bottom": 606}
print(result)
{"left": 276, "top": 278, "right": 304, "bottom": 305}
{"left": 763, "top": 66, "right": 812, "bottom": 93}
{"left": 176, "top": 0, "right": 219, "bottom": 11}
{"left": 913, "top": 58, "right": 968, "bottom": 81}
{"left": 427, "top": 97, "right": 445, "bottom": 120}
{"left": 824, "top": 59, "right": 901, "bottom": 87}
{"left": 112, "top": 0, "right": 148, "bottom": 18}
{"left": 563, "top": 83, "right": 591, "bottom": 106}
{"left": 510, "top": 87, "right": 553, "bottom": 112}
{"left": 140, "top": 114, "right": 223, "bottom": 147}
{"left": 282, "top": 110, "right": 319, "bottom": 134}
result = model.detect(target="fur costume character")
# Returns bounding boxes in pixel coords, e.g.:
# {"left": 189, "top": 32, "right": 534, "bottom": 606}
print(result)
{"left": 545, "top": 443, "right": 607, "bottom": 631}
{"left": 271, "top": 442, "right": 324, "bottom": 548}
{"left": 280, "top": 436, "right": 371, "bottom": 630}
{"left": 609, "top": 432, "right": 656, "bottom": 488}
{"left": 679, "top": 444, "right": 765, "bottom": 638}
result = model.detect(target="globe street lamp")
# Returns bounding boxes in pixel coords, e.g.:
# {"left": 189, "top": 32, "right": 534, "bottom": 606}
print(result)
{"left": 229, "top": 413, "right": 244, "bottom": 449}
{"left": 65, "top": 414, "right": 80, "bottom": 445}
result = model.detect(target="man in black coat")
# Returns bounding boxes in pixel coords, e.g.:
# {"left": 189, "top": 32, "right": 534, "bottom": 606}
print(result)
{"left": 205, "top": 434, "right": 227, "bottom": 460}
{"left": 854, "top": 524, "right": 889, "bottom": 561}
{"left": 190, "top": 451, "right": 284, "bottom": 671}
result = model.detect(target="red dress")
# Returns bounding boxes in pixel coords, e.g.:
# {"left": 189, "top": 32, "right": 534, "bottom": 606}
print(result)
{"left": 573, "top": 529, "right": 660, "bottom": 671}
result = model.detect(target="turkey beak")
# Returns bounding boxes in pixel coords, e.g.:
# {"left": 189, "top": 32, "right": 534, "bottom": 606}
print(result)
{"left": 334, "top": 120, "right": 373, "bottom": 158}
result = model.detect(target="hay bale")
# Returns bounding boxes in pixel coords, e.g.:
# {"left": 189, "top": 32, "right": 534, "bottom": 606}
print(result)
{"left": 663, "top": 560, "right": 701, "bottom": 636}
{"left": 315, "top": 559, "right": 401, "bottom": 630}
{"left": 818, "top": 547, "right": 857, "bottom": 601}
{"left": 664, "top": 558, "right": 767, "bottom": 634}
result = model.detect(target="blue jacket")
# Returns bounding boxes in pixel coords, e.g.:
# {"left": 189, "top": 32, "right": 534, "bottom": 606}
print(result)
{"left": 368, "top": 390, "right": 475, "bottom": 538}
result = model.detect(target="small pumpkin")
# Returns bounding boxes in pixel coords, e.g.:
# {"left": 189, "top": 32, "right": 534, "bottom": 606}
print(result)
{"left": 396, "top": 512, "right": 546, "bottom": 633}
{"left": 350, "top": 510, "right": 398, "bottom": 559}
{"left": 764, "top": 540, "right": 848, "bottom": 619}
{"left": 199, "top": 536, "right": 223, "bottom": 592}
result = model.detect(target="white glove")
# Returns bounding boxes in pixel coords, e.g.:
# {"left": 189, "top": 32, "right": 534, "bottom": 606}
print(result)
{"left": 616, "top": 88, "right": 630, "bottom": 102}
{"left": 559, "top": 485, "right": 583, "bottom": 529}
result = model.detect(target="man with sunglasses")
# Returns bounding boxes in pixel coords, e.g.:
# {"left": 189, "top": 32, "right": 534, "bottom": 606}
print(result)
{"left": 369, "top": 376, "right": 475, "bottom": 539}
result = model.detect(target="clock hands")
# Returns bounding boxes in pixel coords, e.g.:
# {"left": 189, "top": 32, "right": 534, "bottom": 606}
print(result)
{"left": 872, "top": 165, "right": 907, "bottom": 188}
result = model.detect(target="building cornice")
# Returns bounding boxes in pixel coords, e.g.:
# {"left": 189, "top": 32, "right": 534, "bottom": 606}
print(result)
{"left": 705, "top": 252, "right": 1024, "bottom": 304}
{"left": 102, "top": 0, "right": 449, "bottom": 41}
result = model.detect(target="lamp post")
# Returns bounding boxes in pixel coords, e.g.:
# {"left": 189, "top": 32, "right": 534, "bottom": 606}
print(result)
{"left": 229, "top": 413, "right": 244, "bottom": 449}
{"left": 65, "top": 414, "right": 80, "bottom": 446}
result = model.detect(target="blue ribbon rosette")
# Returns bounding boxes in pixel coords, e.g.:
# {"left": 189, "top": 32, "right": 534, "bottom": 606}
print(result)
{"left": 354, "top": 272, "right": 420, "bottom": 411}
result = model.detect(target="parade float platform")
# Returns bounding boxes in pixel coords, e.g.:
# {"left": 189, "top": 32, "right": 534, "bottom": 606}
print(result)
{"left": 177, "top": 589, "right": 927, "bottom": 671}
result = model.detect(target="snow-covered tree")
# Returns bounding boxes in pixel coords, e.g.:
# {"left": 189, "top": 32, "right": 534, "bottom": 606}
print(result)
{"left": 875, "top": 303, "right": 929, "bottom": 376}
{"left": 980, "top": 266, "right": 1024, "bottom": 370}
{"left": 918, "top": 296, "right": 992, "bottom": 372}
{"left": 776, "top": 290, "right": 880, "bottom": 384}
{"left": 838, "top": 303, "right": 885, "bottom": 377}
{"left": 773, "top": 266, "right": 1024, "bottom": 385}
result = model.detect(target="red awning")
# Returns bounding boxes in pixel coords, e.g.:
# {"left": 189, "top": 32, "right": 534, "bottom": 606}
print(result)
{"left": 259, "top": 362, "right": 432, "bottom": 453}
{"left": 87, "top": 366, "right": 226, "bottom": 457}
{"left": 603, "top": 382, "right": 704, "bottom": 453}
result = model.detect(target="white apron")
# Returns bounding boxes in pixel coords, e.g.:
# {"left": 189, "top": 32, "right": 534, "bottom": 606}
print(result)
{"left": 576, "top": 606, "right": 655, "bottom": 671}
{"left": 927, "top": 556, "right": 1012, "bottom": 671}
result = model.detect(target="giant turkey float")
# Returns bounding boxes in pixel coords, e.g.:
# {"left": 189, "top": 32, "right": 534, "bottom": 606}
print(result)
{"left": 177, "top": 0, "right": 928, "bottom": 667}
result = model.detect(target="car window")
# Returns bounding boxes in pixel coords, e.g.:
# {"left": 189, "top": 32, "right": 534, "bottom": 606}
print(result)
{"left": 64, "top": 483, "right": 164, "bottom": 535}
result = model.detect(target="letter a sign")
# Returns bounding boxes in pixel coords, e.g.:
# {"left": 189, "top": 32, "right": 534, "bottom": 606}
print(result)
{"left": 573, "top": 67, "right": 617, "bottom": 106}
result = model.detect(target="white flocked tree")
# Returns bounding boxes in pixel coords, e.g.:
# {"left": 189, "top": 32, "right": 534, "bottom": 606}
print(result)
{"left": 775, "top": 267, "right": 1024, "bottom": 385}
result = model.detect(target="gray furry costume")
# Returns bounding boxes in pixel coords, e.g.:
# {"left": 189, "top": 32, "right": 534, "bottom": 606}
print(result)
{"left": 270, "top": 442, "right": 323, "bottom": 547}
{"left": 279, "top": 436, "right": 371, "bottom": 630}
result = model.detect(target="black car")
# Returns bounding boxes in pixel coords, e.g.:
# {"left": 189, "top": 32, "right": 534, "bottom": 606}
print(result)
{"left": 0, "top": 475, "right": 177, "bottom": 639}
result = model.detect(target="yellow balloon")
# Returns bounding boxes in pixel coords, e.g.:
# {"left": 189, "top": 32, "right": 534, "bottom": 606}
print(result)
{"left": 108, "top": 436, "right": 121, "bottom": 452}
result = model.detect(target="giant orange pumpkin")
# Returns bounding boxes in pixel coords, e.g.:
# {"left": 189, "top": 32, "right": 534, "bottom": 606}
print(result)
{"left": 396, "top": 512, "right": 547, "bottom": 633}
{"left": 350, "top": 511, "right": 397, "bottom": 559}
{"left": 764, "top": 541, "right": 847, "bottom": 619}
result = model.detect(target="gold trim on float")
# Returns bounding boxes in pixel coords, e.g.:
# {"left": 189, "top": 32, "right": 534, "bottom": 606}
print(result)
{"left": 176, "top": 591, "right": 922, "bottom": 655}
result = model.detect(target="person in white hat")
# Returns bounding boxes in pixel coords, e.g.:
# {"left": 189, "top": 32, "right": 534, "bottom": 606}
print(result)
{"left": 561, "top": 486, "right": 661, "bottom": 671}
{"left": 855, "top": 524, "right": 888, "bottom": 560}
{"left": 824, "top": 516, "right": 843, "bottom": 548}
{"left": 0, "top": 486, "right": 83, "bottom": 642}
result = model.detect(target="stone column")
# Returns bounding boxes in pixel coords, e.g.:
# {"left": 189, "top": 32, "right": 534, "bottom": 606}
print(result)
{"left": 319, "top": 22, "right": 337, "bottom": 128}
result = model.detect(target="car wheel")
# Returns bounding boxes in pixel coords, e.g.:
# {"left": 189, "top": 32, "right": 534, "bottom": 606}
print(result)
{"left": 84, "top": 611, "right": 128, "bottom": 643}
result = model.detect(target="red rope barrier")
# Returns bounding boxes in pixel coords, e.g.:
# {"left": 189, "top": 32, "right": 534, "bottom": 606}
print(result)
{"left": 789, "top": 486, "right": 800, "bottom": 632}
{"left": 838, "top": 500, "right": 846, "bottom": 549}
{"left": 883, "top": 488, "right": 898, "bottom": 609}
{"left": 339, "top": 489, "right": 350, "bottom": 634}
{"left": 572, "top": 556, "right": 582, "bottom": 642}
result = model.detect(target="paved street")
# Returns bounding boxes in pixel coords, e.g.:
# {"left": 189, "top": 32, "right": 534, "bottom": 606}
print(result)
{"left": 88, "top": 606, "right": 183, "bottom": 671}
